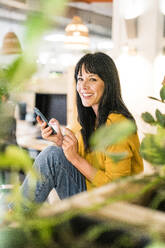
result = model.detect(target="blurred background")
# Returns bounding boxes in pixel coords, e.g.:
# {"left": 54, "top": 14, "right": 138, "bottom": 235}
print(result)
{"left": 0, "top": 0, "right": 165, "bottom": 173}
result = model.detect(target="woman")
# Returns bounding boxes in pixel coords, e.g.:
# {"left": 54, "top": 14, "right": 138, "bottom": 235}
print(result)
{"left": 21, "top": 52, "right": 143, "bottom": 202}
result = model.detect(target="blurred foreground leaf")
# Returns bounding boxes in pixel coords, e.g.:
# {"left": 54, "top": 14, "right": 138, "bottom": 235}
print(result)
{"left": 90, "top": 120, "right": 136, "bottom": 151}
{"left": 0, "top": 69, "right": 9, "bottom": 100}
{"left": 6, "top": 56, "right": 37, "bottom": 91}
{"left": 0, "top": 145, "right": 32, "bottom": 172}
{"left": 140, "top": 127, "right": 165, "bottom": 165}
{"left": 146, "top": 241, "right": 165, "bottom": 248}
{"left": 0, "top": 227, "right": 27, "bottom": 248}
{"left": 6, "top": 0, "right": 68, "bottom": 88}
{"left": 105, "top": 151, "right": 128, "bottom": 163}
{"left": 41, "top": 0, "right": 68, "bottom": 16}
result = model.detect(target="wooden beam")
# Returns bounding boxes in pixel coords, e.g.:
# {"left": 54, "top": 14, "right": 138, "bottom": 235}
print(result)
{"left": 38, "top": 178, "right": 165, "bottom": 240}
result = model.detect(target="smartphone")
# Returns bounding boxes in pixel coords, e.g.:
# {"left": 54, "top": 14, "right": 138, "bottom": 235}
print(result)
{"left": 34, "top": 107, "right": 57, "bottom": 135}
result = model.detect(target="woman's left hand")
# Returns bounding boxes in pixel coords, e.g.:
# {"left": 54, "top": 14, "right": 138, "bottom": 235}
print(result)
{"left": 62, "top": 128, "right": 79, "bottom": 162}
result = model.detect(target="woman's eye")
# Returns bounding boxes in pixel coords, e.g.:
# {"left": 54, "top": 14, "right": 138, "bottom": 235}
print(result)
{"left": 77, "top": 77, "right": 83, "bottom": 81}
{"left": 90, "top": 78, "right": 97, "bottom": 81}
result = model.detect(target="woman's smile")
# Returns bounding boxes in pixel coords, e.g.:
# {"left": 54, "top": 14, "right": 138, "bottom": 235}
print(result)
{"left": 81, "top": 92, "right": 94, "bottom": 98}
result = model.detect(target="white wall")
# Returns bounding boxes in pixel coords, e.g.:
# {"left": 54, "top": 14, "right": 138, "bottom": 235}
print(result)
{"left": 112, "top": 0, "right": 165, "bottom": 173}
{"left": 112, "top": 0, "right": 165, "bottom": 126}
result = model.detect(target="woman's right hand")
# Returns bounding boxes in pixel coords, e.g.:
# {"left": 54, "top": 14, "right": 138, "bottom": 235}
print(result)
{"left": 36, "top": 116, "right": 63, "bottom": 146}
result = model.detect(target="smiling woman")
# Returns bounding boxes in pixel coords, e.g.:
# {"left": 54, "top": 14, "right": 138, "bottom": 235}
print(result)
{"left": 12, "top": 52, "right": 143, "bottom": 208}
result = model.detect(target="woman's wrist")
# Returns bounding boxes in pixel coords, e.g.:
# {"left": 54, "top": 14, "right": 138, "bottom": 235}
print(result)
{"left": 71, "top": 153, "right": 82, "bottom": 165}
{"left": 72, "top": 154, "right": 97, "bottom": 181}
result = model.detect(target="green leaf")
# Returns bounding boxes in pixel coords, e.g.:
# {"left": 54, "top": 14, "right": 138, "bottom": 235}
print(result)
{"left": 148, "top": 96, "right": 162, "bottom": 103}
{"left": 0, "top": 228, "right": 27, "bottom": 248}
{"left": 105, "top": 151, "right": 128, "bottom": 163}
{"left": 146, "top": 242, "right": 165, "bottom": 248}
{"left": 160, "top": 85, "right": 165, "bottom": 101}
{"left": 141, "top": 112, "right": 155, "bottom": 124}
{"left": 90, "top": 120, "right": 136, "bottom": 151}
{"left": 155, "top": 109, "right": 165, "bottom": 127}
{"left": 25, "top": 0, "right": 68, "bottom": 56}
{"left": 25, "top": 13, "right": 48, "bottom": 56}
{"left": 140, "top": 130, "right": 165, "bottom": 165}
{"left": 5, "top": 0, "right": 67, "bottom": 88}
{"left": 41, "top": 0, "right": 68, "bottom": 17}
{"left": 0, "top": 69, "right": 10, "bottom": 101}
{"left": 0, "top": 145, "right": 32, "bottom": 172}
{"left": 6, "top": 56, "right": 37, "bottom": 88}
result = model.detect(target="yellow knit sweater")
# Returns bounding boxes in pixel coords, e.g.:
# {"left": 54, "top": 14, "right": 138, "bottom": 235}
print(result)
{"left": 77, "top": 113, "right": 144, "bottom": 190}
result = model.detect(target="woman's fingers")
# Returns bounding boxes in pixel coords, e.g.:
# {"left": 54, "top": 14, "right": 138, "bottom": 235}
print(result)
{"left": 62, "top": 129, "right": 78, "bottom": 150}
{"left": 37, "top": 117, "right": 62, "bottom": 137}
{"left": 42, "top": 125, "right": 52, "bottom": 136}
{"left": 63, "top": 135, "right": 73, "bottom": 144}
{"left": 36, "top": 116, "right": 48, "bottom": 130}
{"left": 62, "top": 137, "right": 71, "bottom": 147}
{"left": 63, "top": 134, "right": 72, "bottom": 141}
{"left": 63, "top": 128, "right": 77, "bottom": 141}
{"left": 41, "top": 124, "right": 50, "bottom": 132}
{"left": 42, "top": 128, "right": 53, "bottom": 138}
{"left": 49, "top": 118, "right": 62, "bottom": 135}
{"left": 36, "top": 116, "right": 43, "bottom": 125}
{"left": 35, "top": 116, "right": 63, "bottom": 146}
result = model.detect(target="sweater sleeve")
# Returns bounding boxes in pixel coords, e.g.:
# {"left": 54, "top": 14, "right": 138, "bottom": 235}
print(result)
{"left": 91, "top": 140, "right": 133, "bottom": 187}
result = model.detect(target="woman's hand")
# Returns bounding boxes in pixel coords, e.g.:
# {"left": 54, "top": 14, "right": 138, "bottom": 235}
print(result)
{"left": 37, "top": 116, "right": 63, "bottom": 146}
{"left": 62, "top": 128, "right": 97, "bottom": 181}
{"left": 62, "top": 128, "right": 79, "bottom": 162}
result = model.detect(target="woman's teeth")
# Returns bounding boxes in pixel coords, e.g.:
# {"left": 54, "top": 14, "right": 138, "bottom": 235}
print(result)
{"left": 83, "top": 93, "right": 93, "bottom": 97}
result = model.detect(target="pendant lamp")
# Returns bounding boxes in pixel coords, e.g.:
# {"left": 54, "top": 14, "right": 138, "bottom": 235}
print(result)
{"left": 1, "top": 31, "right": 22, "bottom": 55}
{"left": 65, "top": 16, "right": 89, "bottom": 49}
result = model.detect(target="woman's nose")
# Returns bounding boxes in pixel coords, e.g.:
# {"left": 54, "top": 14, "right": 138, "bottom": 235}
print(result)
{"left": 81, "top": 79, "right": 89, "bottom": 89}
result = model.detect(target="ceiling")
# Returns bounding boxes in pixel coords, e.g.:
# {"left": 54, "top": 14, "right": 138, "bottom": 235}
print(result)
{"left": 0, "top": 0, "right": 113, "bottom": 38}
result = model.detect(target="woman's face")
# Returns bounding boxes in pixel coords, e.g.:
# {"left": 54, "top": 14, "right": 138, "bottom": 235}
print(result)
{"left": 76, "top": 65, "right": 105, "bottom": 115}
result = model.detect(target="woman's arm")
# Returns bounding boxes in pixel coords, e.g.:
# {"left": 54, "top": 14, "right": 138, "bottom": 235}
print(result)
{"left": 62, "top": 128, "right": 97, "bottom": 181}
{"left": 72, "top": 155, "right": 97, "bottom": 182}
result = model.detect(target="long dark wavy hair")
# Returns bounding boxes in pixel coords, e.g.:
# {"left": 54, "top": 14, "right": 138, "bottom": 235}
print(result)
{"left": 74, "top": 52, "right": 135, "bottom": 152}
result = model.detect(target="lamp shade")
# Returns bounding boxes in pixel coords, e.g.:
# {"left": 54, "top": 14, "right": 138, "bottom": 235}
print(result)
{"left": 65, "top": 16, "right": 89, "bottom": 49}
{"left": 1, "top": 31, "right": 22, "bottom": 55}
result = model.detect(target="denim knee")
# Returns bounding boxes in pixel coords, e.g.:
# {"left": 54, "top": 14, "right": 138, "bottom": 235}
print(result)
{"left": 19, "top": 145, "right": 86, "bottom": 203}
{"left": 36, "top": 145, "right": 62, "bottom": 160}
{"left": 34, "top": 146, "right": 62, "bottom": 177}
{"left": 35, "top": 145, "right": 62, "bottom": 164}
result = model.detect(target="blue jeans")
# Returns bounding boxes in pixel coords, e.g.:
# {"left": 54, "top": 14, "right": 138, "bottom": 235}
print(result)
{"left": 21, "top": 146, "right": 87, "bottom": 202}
